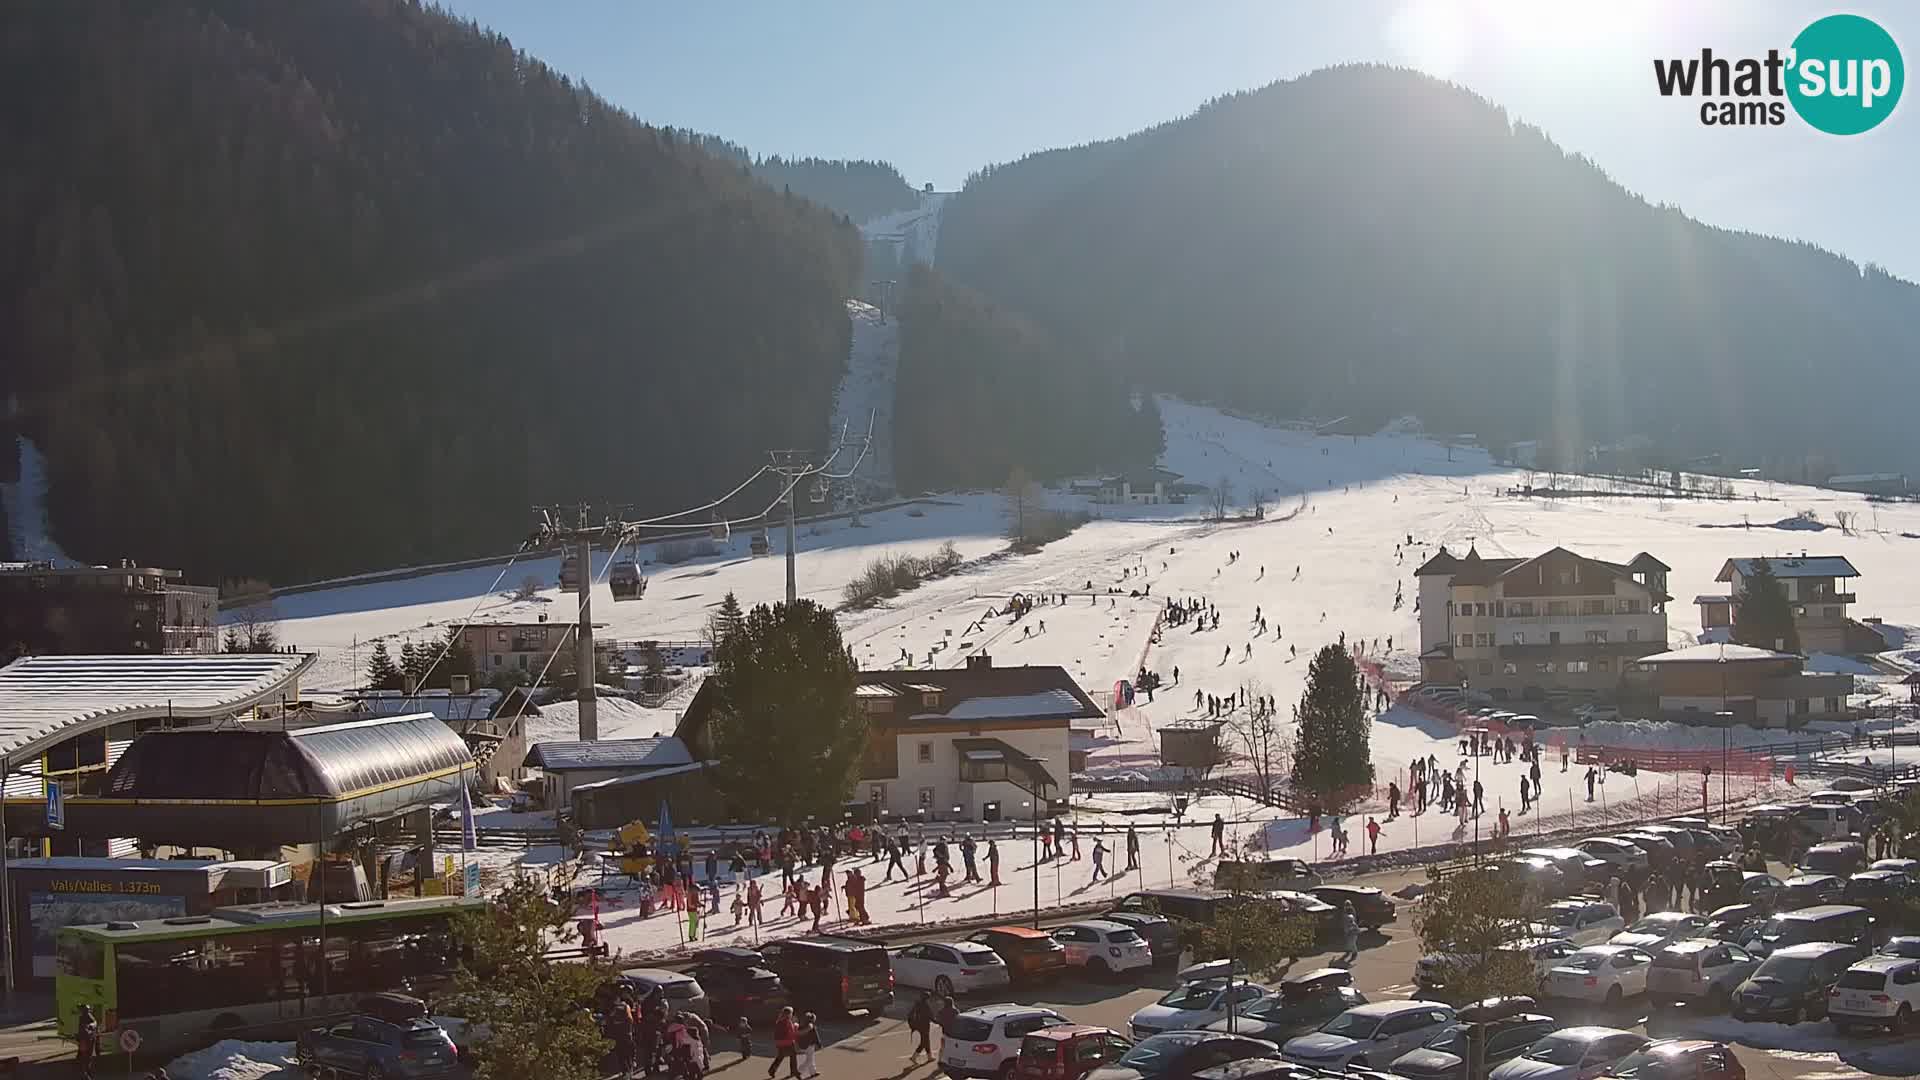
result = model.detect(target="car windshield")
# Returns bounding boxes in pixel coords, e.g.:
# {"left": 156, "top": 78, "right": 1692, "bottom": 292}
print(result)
{"left": 846, "top": 950, "right": 889, "bottom": 973}
{"left": 663, "top": 981, "right": 700, "bottom": 999}
{"left": 1423, "top": 1025, "right": 1469, "bottom": 1053}
{"left": 1526, "top": 1035, "right": 1591, "bottom": 1066}
{"left": 1545, "top": 909, "right": 1580, "bottom": 927}
{"left": 945, "top": 1016, "right": 995, "bottom": 1041}
{"left": 1108, "top": 928, "right": 1143, "bottom": 944}
{"left": 1881, "top": 938, "right": 1920, "bottom": 958}
{"left": 1019, "top": 1036, "right": 1061, "bottom": 1060}
{"left": 1316, "top": 1011, "right": 1381, "bottom": 1038}
{"left": 1557, "top": 954, "right": 1605, "bottom": 972}
{"left": 1628, "top": 916, "right": 1678, "bottom": 932}
{"left": 1157, "top": 983, "right": 1222, "bottom": 1009}
{"left": 1117, "top": 1035, "right": 1199, "bottom": 1070}
{"left": 955, "top": 946, "right": 1002, "bottom": 964}
{"left": 1836, "top": 969, "right": 1886, "bottom": 990}
{"left": 1754, "top": 955, "right": 1813, "bottom": 983}
{"left": 1604, "top": 1050, "right": 1689, "bottom": 1079}
{"left": 402, "top": 1028, "right": 452, "bottom": 1048}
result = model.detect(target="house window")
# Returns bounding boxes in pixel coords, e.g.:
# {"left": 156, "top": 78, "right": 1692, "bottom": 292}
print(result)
{"left": 1619, "top": 599, "right": 1642, "bottom": 614}
{"left": 1583, "top": 599, "right": 1606, "bottom": 615}
{"left": 1458, "top": 634, "right": 1472, "bottom": 648}
{"left": 496, "top": 630, "right": 508, "bottom": 644}
{"left": 1549, "top": 631, "right": 1561, "bottom": 645}
{"left": 1475, "top": 633, "right": 1492, "bottom": 647}
{"left": 1478, "top": 662, "right": 1493, "bottom": 675}
{"left": 1824, "top": 696, "right": 1840, "bottom": 713}
{"left": 1493, "top": 602, "right": 1504, "bottom": 617}
{"left": 918, "top": 787, "right": 935, "bottom": 808}
{"left": 1531, "top": 662, "right": 1549, "bottom": 673}
{"left": 921, "top": 692, "right": 944, "bottom": 709}
{"left": 1626, "top": 629, "right": 1639, "bottom": 643}
{"left": 1566, "top": 660, "right": 1589, "bottom": 673}
{"left": 1794, "top": 699, "right": 1809, "bottom": 715}
{"left": 1597, "top": 658, "right": 1611, "bottom": 672}
{"left": 916, "top": 741, "right": 933, "bottom": 764}
{"left": 1547, "top": 601, "right": 1570, "bottom": 616}
{"left": 869, "top": 785, "right": 887, "bottom": 805}
{"left": 1512, "top": 632, "right": 1525, "bottom": 645}
{"left": 492, "top": 655, "right": 501, "bottom": 667}
{"left": 1557, "top": 571, "right": 1572, "bottom": 585}
{"left": 1824, "top": 606, "right": 1841, "bottom": 617}
{"left": 1585, "top": 630, "right": 1609, "bottom": 644}
{"left": 518, "top": 655, "right": 528, "bottom": 670}
{"left": 1544, "top": 660, "right": 1559, "bottom": 673}
{"left": 1509, "top": 601, "right": 1535, "bottom": 617}
{"left": 1476, "top": 603, "right": 1489, "bottom": 616}
{"left": 1502, "top": 662, "right": 1518, "bottom": 675}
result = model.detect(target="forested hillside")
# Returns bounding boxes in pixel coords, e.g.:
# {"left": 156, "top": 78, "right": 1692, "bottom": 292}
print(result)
{"left": 0, "top": 0, "right": 862, "bottom": 583}
{"left": 894, "top": 265, "right": 1162, "bottom": 493}
{"left": 681, "top": 132, "right": 921, "bottom": 225}
{"left": 938, "top": 64, "right": 1920, "bottom": 473}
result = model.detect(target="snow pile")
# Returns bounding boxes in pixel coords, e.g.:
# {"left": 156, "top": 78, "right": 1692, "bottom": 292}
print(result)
{"left": 163, "top": 1040, "right": 299, "bottom": 1080}
{"left": 0, "top": 437, "right": 73, "bottom": 564}
{"left": 1666, "top": 1014, "right": 1920, "bottom": 1074}
{"left": 527, "top": 697, "right": 678, "bottom": 744}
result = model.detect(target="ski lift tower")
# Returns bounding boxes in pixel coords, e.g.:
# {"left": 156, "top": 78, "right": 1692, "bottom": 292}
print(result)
{"left": 523, "top": 503, "right": 626, "bottom": 741}
{"left": 766, "top": 422, "right": 873, "bottom": 606}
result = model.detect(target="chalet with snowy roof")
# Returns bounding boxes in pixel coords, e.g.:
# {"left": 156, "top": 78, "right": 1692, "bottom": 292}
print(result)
{"left": 521, "top": 735, "right": 716, "bottom": 821}
{"left": 677, "top": 654, "right": 1101, "bottom": 821}
{"left": 1414, "top": 545, "right": 1670, "bottom": 701}
{"left": 1094, "top": 467, "right": 1184, "bottom": 506}
{"left": 1636, "top": 642, "right": 1855, "bottom": 727}
{"left": 1696, "top": 555, "right": 1880, "bottom": 654}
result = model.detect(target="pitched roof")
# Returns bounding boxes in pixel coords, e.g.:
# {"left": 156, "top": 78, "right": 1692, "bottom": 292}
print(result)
{"left": 1446, "top": 546, "right": 1526, "bottom": 586}
{"left": 1412, "top": 547, "right": 1461, "bottom": 577}
{"left": 523, "top": 736, "right": 694, "bottom": 772}
{"left": 0, "top": 653, "right": 314, "bottom": 761}
{"left": 1636, "top": 643, "right": 1800, "bottom": 664}
{"left": 1716, "top": 556, "right": 1860, "bottom": 582}
{"left": 1434, "top": 546, "right": 1668, "bottom": 597}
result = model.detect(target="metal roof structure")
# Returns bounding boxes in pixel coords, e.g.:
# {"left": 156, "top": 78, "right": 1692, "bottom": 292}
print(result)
{"left": 102, "top": 713, "right": 473, "bottom": 800}
{"left": 1716, "top": 556, "right": 1860, "bottom": 581}
{"left": 523, "top": 736, "right": 694, "bottom": 772}
{"left": 0, "top": 653, "right": 313, "bottom": 761}
{"left": 1636, "top": 643, "right": 1800, "bottom": 664}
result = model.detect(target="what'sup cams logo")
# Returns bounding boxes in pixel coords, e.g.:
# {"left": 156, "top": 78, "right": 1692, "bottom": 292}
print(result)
{"left": 1654, "top": 13, "right": 1903, "bottom": 134}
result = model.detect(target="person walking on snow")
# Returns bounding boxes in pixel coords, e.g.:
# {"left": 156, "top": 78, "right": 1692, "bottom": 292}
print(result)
{"left": 1210, "top": 814, "right": 1227, "bottom": 856}
{"left": 1366, "top": 816, "right": 1381, "bottom": 855}
{"left": 1091, "top": 838, "right": 1108, "bottom": 879}
{"left": 988, "top": 839, "right": 1001, "bottom": 886}
{"left": 1125, "top": 825, "right": 1140, "bottom": 871}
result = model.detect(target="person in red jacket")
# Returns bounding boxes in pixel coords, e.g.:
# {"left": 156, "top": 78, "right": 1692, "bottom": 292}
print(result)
{"left": 768, "top": 1006, "right": 800, "bottom": 1079}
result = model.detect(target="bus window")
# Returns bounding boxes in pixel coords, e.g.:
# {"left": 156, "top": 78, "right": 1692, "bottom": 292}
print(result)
{"left": 56, "top": 937, "right": 103, "bottom": 980}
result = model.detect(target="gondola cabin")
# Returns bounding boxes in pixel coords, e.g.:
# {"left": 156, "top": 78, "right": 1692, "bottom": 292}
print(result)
{"left": 558, "top": 552, "right": 584, "bottom": 593}
{"left": 749, "top": 529, "right": 770, "bottom": 557}
{"left": 609, "top": 558, "right": 647, "bottom": 602}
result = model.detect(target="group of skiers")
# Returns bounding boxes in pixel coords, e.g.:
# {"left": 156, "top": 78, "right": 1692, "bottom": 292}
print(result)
{"left": 603, "top": 982, "right": 723, "bottom": 1079}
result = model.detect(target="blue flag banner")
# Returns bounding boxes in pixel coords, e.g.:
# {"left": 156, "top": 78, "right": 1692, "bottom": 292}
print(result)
{"left": 460, "top": 781, "right": 478, "bottom": 854}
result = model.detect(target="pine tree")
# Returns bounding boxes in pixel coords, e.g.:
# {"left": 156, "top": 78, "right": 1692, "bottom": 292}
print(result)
{"left": 366, "top": 641, "right": 403, "bottom": 691}
{"left": 706, "top": 599, "right": 865, "bottom": 820}
{"left": 1290, "top": 644, "right": 1373, "bottom": 804}
{"left": 706, "top": 591, "right": 745, "bottom": 647}
{"left": 1732, "top": 557, "right": 1801, "bottom": 654}
{"left": 447, "top": 878, "right": 615, "bottom": 1080}
{"left": 400, "top": 640, "right": 431, "bottom": 689}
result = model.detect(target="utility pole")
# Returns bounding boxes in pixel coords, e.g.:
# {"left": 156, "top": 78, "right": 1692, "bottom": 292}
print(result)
{"left": 575, "top": 533, "right": 597, "bottom": 740}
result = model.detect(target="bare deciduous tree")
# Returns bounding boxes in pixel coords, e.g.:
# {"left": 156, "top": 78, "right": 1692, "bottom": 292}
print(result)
{"left": 515, "top": 575, "right": 542, "bottom": 601}
{"left": 1005, "top": 465, "right": 1039, "bottom": 546}
{"left": 1211, "top": 475, "right": 1233, "bottom": 521}
{"left": 1221, "top": 680, "right": 1291, "bottom": 802}
{"left": 222, "top": 578, "right": 281, "bottom": 652}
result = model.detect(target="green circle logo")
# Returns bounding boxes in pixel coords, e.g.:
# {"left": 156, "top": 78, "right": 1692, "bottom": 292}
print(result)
{"left": 1787, "top": 14, "right": 1903, "bottom": 134}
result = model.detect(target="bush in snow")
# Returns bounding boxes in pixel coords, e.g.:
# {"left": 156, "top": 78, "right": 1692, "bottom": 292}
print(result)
{"left": 841, "top": 542, "right": 964, "bottom": 609}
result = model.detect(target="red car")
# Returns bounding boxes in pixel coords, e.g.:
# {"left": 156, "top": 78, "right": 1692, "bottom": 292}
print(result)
{"left": 1598, "top": 1039, "right": 1745, "bottom": 1080}
{"left": 1013, "top": 1025, "right": 1131, "bottom": 1080}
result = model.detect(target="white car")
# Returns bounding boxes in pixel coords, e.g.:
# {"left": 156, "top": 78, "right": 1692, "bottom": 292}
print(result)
{"left": 1129, "top": 979, "right": 1270, "bottom": 1039}
{"left": 1829, "top": 956, "right": 1920, "bottom": 1034}
{"left": 1873, "top": 858, "right": 1920, "bottom": 874}
{"left": 1279, "top": 1000, "right": 1455, "bottom": 1071}
{"left": 1574, "top": 704, "right": 1620, "bottom": 722}
{"left": 1609, "top": 912, "right": 1708, "bottom": 951}
{"left": 1543, "top": 945, "right": 1654, "bottom": 1005}
{"left": 939, "top": 1005, "right": 1067, "bottom": 1079}
{"left": 1488, "top": 1027, "right": 1648, "bottom": 1080}
{"left": 1052, "top": 920, "right": 1154, "bottom": 976}
{"left": 1574, "top": 838, "right": 1650, "bottom": 874}
{"left": 1415, "top": 937, "right": 1575, "bottom": 995}
{"left": 1532, "top": 901, "right": 1625, "bottom": 945}
{"left": 889, "top": 940, "right": 1011, "bottom": 996}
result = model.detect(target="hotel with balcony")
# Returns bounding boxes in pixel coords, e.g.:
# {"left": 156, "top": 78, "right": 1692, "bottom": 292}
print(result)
{"left": 1415, "top": 545, "right": 1670, "bottom": 701}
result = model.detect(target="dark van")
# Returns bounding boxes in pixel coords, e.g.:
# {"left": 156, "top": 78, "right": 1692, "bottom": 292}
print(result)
{"left": 758, "top": 936, "right": 894, "bottom": 1015}
{"left": 1114, "top": 888, "right": 1234, "bottom": 925}
{"left": 1749, "top": 904, "right": 1875, "bottom": 957}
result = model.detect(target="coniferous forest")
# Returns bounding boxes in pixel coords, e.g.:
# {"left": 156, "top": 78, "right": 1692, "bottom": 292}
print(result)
{"left": 0, "top": 0, "right": 861, "bottom": 583}
{"left": 937, "top": 65, "right": 1920, "bottom": 474}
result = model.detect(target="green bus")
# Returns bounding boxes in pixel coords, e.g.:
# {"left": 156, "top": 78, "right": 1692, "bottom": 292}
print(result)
{"left": 55, "top": 895, "right": 486, "bottom": 1057}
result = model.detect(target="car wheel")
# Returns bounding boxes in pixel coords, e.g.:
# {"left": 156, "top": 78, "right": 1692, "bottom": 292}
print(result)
{"left": 1604, "top": 985, "right": 1622, "bottom": 1009}
{"left": 1708, "top": 987, "right": 1730, "bottom": 1013}
{"left": 1784, "top": 1004, "right": 1802, "bottom": 1026}
{"left": 1894, "top": 1004, "right": 1913, "bottom": 1036}
{"left": 1090, "top": 958, "right": 1111, "bottom": 979}
{"left": 934, "top": 975, "right": 954, "bottom": 997}
{"left": 997, "top": 1062, "right": 1018, "bottom": 1080}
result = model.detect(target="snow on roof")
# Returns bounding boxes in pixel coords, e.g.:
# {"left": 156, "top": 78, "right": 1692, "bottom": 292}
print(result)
{"left": 1637, "top": 643, "right": 1800, "bottom": 664}
{"left": 0, "top": 653, "right": 314, "bottom": 760}
{"left": 1717, "top": 556, "right": 1860, "bottom": 581}
{"left": 352, "top": 688, "right": 503, "bottom": 722}
{"left": 939, "top": 690, "right": 1089, "bottom": 722}
{"left": 569, "top": 760, "right": 711, "bottom": 792}
{"left": 1693, "top": 594, "right": 1733, "bottom": 604}
{"left": 524, "top": 736, "right": 693, "bottom": 772}
{"left": 854, "top": 684, "right": 899, "bottom": 698}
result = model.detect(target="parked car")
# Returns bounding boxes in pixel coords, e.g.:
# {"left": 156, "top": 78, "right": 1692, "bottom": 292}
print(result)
{"left": 1053, "top": 920, "right": 1155, "bottom": 977}
{"left": 940, "top": 1005, "right": 1069, "bottom": 1080}
{"left": 1215, "top": 858, "right": 1320, "bottom": 892}
{"left": 1534, "top": 900, "right": 1625, "bottom": 945}
{"left": 889, "top": 939, "right": 1011, "bottom": 996}
{"left": 758, "top": 936, "right": 894, "bottom": 1015}
{"left": 1544, "top": 945, "right": 1654, "bottom": 1006}
{"left": 1747, "top": 904, "right": 1875, "bottom": 958}
{"left": 968, "top": 926, "right": 1071, "bottom": 984}
{"left": 1699, "top": 861, "right": 1782, "bottom": 912}
{"left": 1646, "top": 939, "right": 1761, "bottom": 1012}
{"left": 1279, "top": 1000, "right": 1455, "bottom": 1071}
{"left": 1418, "top": 937, "right": 1576, "bottom": 998}
{"left": 1130, "top": 980, "right": 1271, "bottom": 1038}
{"left": 1487, "top": 1027, "right": 1647, "bottom": 1080}
{"left": 1520, "top": 847, "right": 1608, "bottom": 892}
{"left": 1495, "top": 856, "right": 1571, "bottom": 899}
{"left": 1701, "top": 904, "right": 1767, "bottom": 945}
{"left": 1202, "top": 968, "right": 1363, "bottom": 1042}
{"left": 1595, "top": 1039, "right": 1745, "bottom": 1080}
{"left": 1876, "top": 935, "right": 1920, "bottom": 959}
{"left": 1615, "top": 832, "right": 1678, "bottom": 869}
{"left": 1871, "top": 858, "right": 1920, "bottom": 875}
{"left": 1828, "top": 955, "right": 1920, "bottom": 1034}
{"left": 1014, "top": 1025, "right": 1132, "bottom": 1080}
{"left": 1266, "top": 890, "right": 1342, "bottom": 943}
{"left": 688, "top": 948, "right": 789, "bottom": 1023}
{"left": 1575, "top": 704, "right": 1621, "bottom": 723}
{"left": 1845, "top": 870, "right": 1916, "bottom": 914}
{"left": 1388, "top": 1010, "right": 1557, "bottom": 1080}
{"left": 1115, "top": 889, "right": 1235, "bottom": 926}
{"left": 607, "top": 967, "right": 710, "bottom": 1019}
{"left": 1778, "top": 874, "right": 1847, "bottom": 910}
{"left": 1575, "top": 838, "right": 1650, "bottom": 875}
{"left": 1311, "top": 884, "right": 1396, "bottom": 928}
{"left": 297, "top": 1013, "right": 460, "bottom": 1079}
{"left": 1086, "top": 1032, "right": 1277, "bottom": 1080}
{"left": 1609, "top": 912, "right": 1708, "bottom": 951}
{"left": 1102, "top": 910, "right": 1183, "bottom": 967}
{"left": 1732, "top": 941, "right": 1863, "bottom": 1023}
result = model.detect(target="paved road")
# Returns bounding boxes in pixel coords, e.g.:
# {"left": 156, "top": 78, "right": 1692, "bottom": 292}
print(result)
{"left": 757, "top": 865, "right": 1896, "bottom": 1080}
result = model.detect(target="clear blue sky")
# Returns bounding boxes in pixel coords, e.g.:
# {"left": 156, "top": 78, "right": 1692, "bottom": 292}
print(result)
{"left": 440, "top": 0, "right": 1917, "bottom": 280}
